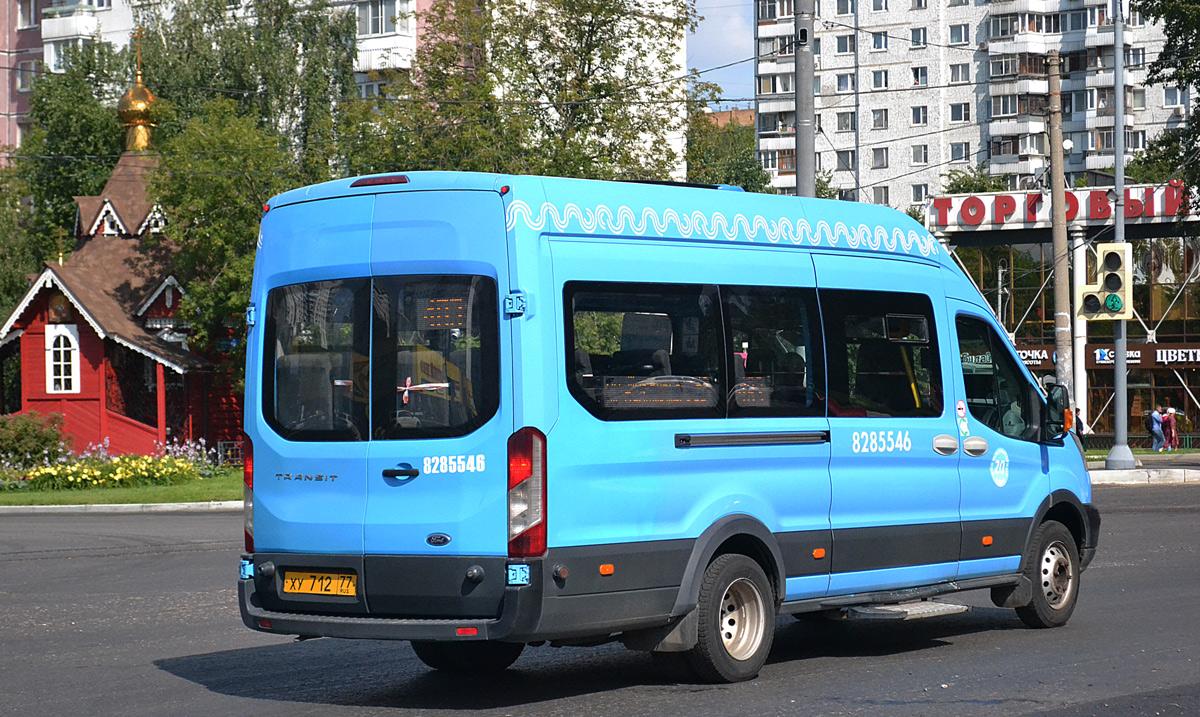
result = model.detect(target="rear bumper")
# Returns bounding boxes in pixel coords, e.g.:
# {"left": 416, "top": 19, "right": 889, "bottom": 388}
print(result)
{"left": 239, "top": 575, "right": 543, "bottom": 642}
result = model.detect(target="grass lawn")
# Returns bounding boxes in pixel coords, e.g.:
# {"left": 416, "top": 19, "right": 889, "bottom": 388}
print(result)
{"left": 0, "top": 466, "right": 243, "bottom": 506}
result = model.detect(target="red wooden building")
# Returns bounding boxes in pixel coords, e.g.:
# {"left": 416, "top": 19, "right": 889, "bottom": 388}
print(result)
{"left": 0, "top": 71, "right": 241, "bottom": 455}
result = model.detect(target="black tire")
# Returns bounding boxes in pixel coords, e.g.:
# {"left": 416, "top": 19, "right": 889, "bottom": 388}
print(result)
{"left": 685, "top": 554, "right": 776, "bottom": 683}
{"left": 410, "top": 640, "right": 524, "bottom": 673}
{"left": 1015, "top": 520, "right": 1080, "bottom": 629}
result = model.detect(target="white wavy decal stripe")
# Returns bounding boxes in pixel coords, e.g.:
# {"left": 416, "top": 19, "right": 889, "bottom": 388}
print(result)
{"left": 505, "top": 200, "right": 940, "bottom": 257}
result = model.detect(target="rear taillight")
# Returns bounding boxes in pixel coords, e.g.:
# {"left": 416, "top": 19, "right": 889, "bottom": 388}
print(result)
{"left": 243, "top": 434, "right": 254, "bottom": 553}
{"left": 507, "top": 427, "right": 547, "bottom": 558}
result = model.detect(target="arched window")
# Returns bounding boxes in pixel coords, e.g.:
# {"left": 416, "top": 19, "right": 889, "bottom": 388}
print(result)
{"left": 45, "top": 324, "right": 80, "bottom": 394}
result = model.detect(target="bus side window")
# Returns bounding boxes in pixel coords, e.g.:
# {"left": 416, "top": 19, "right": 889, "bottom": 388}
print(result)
{"left": 565, "top": 282, "right": 722, "bottom": 421}
{"left": 724, "top": 285, "right": 826, "bottom": 417}
{"left": 956, "top": 315, "right": 1037, "bottom": 440}
{"left": 820, "top": 289, "right": 944, "bottom": 418}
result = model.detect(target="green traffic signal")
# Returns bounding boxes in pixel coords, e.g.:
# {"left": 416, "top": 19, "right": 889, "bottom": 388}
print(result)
{"left": 1104, "top": 293, "right": 1123, "bottom": 311}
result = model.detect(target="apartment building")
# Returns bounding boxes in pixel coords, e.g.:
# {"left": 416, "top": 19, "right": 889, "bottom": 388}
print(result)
{"left": 754, "top": 0, "right": 1186, "bottom": 204}
{"left": 1, "top": 0, "right": 422, "bottom": 150}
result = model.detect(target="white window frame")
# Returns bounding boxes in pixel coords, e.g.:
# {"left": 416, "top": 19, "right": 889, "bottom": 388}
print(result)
{"left": 911, "top": 105, "right": 928, "bottom": 125}
{"left": 911, "top": 28, "right": 928, "bottom": 48}
{"left": 836, "top": 34, "right": 856, "bottom": 54}
{"left": 949, "top": 24, "right": 969, "bottom": 45}
{"left": 357, "top": 0, "right": 401, "bottom": 37}
{"left": 950, "top": 102, "right": 971, "bottom": 122}
{"left": 949, "top": 63, "right": 970, "bottom": 84}
{"left": 872, "top": 108, "right": 888, "bottom": 129}
{"left": 836, "top": 111, "right": 857, "bottom": 131}
{"left": 950, "top": 142, "right": 971, "bottom": 162}
{"left": 836, "top": 73, "right": 856, "bottom": 93}
{"left": 872, "top": 69, "right": 889, "bottom": 89}
{"left": 836, "top": 150, "right": 856, "bottom": 170}
{"left": 45, "top": 324, "right": 81, "bottom": 395}
{"left": 17, "top": 60, "right": 37, "bottom": 93}
{"left": 912, "top": 144, "right": 929, "bottom": 165}
{"left": 18, "top": 0, "right": 36, "bottom": 28}
{"left": 872, "top": 32, "right": 888, "bottom": 51}
{"left": 872, "top": 186, "right": 890, "bottom": 205}
{"left": 872, "top": 147, "right": 889, "bottom": 168}
{"left": 912, "top": 184, "right": 928, "bottom": 203}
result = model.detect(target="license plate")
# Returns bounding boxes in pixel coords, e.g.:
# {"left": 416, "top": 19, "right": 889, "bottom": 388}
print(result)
{"left": 282, "top": 571, "right": 357, "bottom": 596}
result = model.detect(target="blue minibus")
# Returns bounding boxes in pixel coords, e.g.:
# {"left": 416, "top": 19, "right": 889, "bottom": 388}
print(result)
{"left": 238, "top": 172, "right": 1100, "bottom": 683}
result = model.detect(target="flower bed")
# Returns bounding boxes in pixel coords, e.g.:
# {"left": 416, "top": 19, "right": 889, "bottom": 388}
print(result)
{"left": 1, "top": 437, "right": 220, "bottom": 492}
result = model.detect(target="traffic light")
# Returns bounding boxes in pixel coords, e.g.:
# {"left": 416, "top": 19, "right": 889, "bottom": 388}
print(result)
{"left": 1076, "top": 242, "right": 1133, "bottom": 321}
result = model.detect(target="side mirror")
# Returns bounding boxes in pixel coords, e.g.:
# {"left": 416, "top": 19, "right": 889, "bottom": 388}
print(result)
{"left": 1044, "top": 382, "right": 1070, "bottom": 440}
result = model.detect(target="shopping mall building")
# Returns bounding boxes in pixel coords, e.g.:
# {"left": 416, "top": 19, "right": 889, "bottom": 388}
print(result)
{"left": 930, "top": 181, "right": 1198, "bottom": 446}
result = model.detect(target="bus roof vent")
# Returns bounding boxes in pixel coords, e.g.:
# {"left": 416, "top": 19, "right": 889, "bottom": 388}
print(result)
{"left": 350, "top": 175, "right": 410, "bottom": 188}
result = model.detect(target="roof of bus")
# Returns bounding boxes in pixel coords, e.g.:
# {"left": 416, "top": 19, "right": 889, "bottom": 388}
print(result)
{"left": 267, "top": 171, "right": 952, "bottom": 270}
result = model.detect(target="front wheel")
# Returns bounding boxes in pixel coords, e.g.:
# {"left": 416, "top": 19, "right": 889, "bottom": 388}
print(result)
{"left": 410, "top": 640, "right": 524, "bottom": 673}
{"left": 1015, "top": 520, "right": 1080, "bottom": 629}
{"left": 686, "top": 554, "right": 776, "bottom": 683}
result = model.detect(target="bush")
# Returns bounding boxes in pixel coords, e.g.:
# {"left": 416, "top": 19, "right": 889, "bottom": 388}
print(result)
{"left": 0, "top": 412, "right": 70, "bottom": 473}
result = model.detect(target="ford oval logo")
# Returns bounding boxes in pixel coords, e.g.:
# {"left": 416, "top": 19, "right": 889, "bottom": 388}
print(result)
{"left": 426, "top": 533, "right": 451, "bottom": 547}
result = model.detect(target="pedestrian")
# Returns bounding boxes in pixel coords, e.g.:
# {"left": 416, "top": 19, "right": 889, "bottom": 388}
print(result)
{"left": 1150, "top": 405, "right": 1165, "bottom": 452}
{"left": 1163, "top": 407, "right": 1179, "bottom": 452}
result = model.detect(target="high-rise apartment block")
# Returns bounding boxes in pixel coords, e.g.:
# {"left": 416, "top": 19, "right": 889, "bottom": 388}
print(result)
{"left": 2, "top": 0, "right": 423, "bottom": 152}
{"left": 754, "top": 0, "right": 1185, "bottom": 202}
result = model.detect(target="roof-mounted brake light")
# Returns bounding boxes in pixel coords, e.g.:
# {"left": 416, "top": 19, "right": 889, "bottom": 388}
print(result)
{"left": 350, "top": 175, "right": 410, "bottom": 188}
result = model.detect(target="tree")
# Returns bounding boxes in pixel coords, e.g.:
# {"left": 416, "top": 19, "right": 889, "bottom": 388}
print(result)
{"left": 351, "top": 0, "right": 698, "bottom": 181}
{"left": 1121, "top": 0, "right": 1200, "bottom": 190}
{"left": 685, "top": 102, "right": 772, "bottom": 192}
{"left": 149, "top": 99, "right": 299, "bottom": 373}
{"left": 814, "top": 169, "right": 838, "bottom": 200}
{"left": 135, "top": 0, "right": 358, "bottom": 182}
{"left": 495, "top": 0, "right": 698, "bottom": 179}
{"left": 13, "top": 43, "right": 127, "bottom": 264}
{"left": 942, "top": 162, "right": 1010, "bottom": 194}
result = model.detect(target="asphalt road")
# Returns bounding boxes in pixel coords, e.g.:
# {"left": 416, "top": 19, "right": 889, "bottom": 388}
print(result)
{"left": 2, "top": 485, "right": 1198, "bottom": 717}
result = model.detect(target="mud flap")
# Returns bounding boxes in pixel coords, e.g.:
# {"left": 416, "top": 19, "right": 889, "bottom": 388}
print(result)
{"left": 991, "top": 575, "right": 1033, "bottom": 608}
{"left": 621, "top": 609, "right": 699, "bottom": 653}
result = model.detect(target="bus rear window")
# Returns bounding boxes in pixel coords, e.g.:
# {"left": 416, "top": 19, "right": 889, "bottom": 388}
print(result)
{"left": 262, "top": 275, "right": 499, "bottom": 441}
{"left": 371, "top": 276, "right": 499, "bottom": 439}
{"left": 263, "top": 279, "right": 370, "bottom": 441}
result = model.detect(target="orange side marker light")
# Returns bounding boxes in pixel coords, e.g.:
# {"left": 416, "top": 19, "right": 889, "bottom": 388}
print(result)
{"left": 812, "top": 548, "right": 826, "bottom": 559}
{"left": 599, "top": 564, "right": 615, "bottom": 576}
{"left": 982, "top": 536, "right": 994, "bottom": 546}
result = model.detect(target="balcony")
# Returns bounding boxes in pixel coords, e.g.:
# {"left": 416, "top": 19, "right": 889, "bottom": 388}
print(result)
{"left": 989, "top": 117, "right": 1047, "bottom": 135}
{"left": 41, "top": 3, "right": 97, "bottom": 42}
{"left": 1086, "top": 70, "right": 1115, "bottom": 88}
{"left": 1085, "top": 28, "right": 1116, "bottom": 47}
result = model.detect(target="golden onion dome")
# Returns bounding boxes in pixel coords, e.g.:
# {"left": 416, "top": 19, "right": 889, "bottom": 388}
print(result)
{"left": 118, "top": 69, "right": 155, "bottom": 151}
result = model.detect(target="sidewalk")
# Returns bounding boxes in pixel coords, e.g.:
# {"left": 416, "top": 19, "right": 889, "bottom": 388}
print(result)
{"left": 1087, "top": 450, "right": 1200, "bottom": 485}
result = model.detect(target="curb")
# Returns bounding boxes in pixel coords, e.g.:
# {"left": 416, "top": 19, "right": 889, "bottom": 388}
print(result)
{"left": 1090, "top": 469, "right": 1200, "bottom": 485}
{"left": 0, "top": 500, "right": 242, "bottom": 515}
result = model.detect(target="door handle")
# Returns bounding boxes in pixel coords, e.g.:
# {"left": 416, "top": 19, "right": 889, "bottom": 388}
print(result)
{"left": 382, "top": 468, "right": 420, "bottom": 479}
{"left": 963, "top": 436, "right": 989, "bottom": 457}
{"left": 932, "top": 434, "right": 959, "bottom": 456}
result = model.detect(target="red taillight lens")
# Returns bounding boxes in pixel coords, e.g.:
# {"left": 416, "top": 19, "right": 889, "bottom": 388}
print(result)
{"left": 507, "top": 427, "right": 547, "bottom": 558}
{"left": 243, "top": 434, "right": 254, "bottom": 553}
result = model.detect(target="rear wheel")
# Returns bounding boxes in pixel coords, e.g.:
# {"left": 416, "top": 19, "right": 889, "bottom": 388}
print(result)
{"left": 686, "top": 554, "right": 775, "bottom": 683}
{"left": 410, "top": 640, "right": 524, "bottom": 673}
{"left": 1016, "top": 520, "right": 1079, "bottom": 629}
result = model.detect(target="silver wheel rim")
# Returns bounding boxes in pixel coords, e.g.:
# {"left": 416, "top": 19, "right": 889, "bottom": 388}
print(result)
{"left": 1039, "top": 539, "right": 1075, "bottom": 610}
{"left": 719, "top": 577, "right": 766, "bottom": 661}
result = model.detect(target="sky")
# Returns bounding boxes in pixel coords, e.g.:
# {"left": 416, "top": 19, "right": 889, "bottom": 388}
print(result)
{"left": 687, "top": 0, "right": 756, "bottom": 108}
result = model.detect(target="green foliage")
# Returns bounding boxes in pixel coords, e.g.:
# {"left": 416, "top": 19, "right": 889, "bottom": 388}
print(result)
{"left": 686, "top": 100, "right": 772, "bottom": 192}
{"left": 574, "top": 312, "right": 624, "bottom": 355}
{"left": 491, "top": 0, "right": 698, "bottom": 179}
{"left": 905, "top": 205, "right": 926, "bottom": 224}
{"left": 13, "top": 42, "right": 127, "bottom": 263}
{"left": 20, "top": 454, "right": 203, "bottom": 491}
{"left": 0, "top": 411, "right": 71, "bottom": 473}
{"left": 814, "top": 169, "right": 838, "bottom": 200}
{"left": 135, "top": 0, "right": 358, "bottom": 181}
{"left": 150, "top": 99, "right": 299, "bottom": 371}
{"left": 942, "top": 162, "right": 1011, "bottom": 194}
{"left": 0, "top": 165, "right": 36, "bottom": 320}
